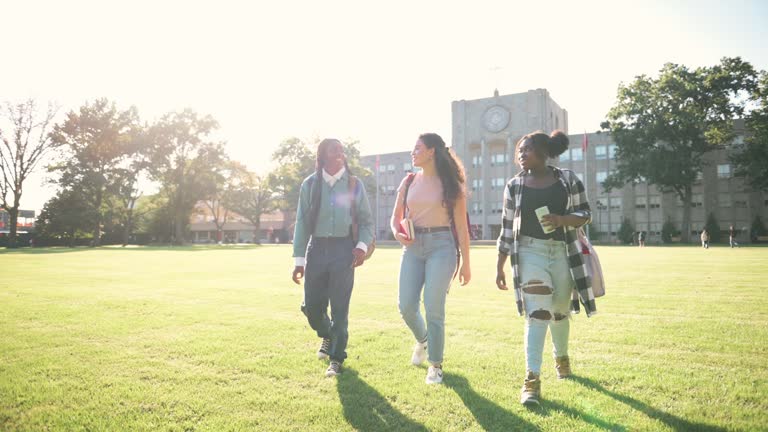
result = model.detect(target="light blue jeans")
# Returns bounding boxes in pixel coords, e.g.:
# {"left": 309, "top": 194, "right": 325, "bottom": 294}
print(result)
{"left": 518, "top": 235, "right": 574, "bottom": 374}
{"left": 398, "top": 230, "right": 457, "bottom": 365}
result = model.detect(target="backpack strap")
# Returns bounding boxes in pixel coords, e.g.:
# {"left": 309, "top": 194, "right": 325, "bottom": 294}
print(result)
{"left": 349, "top": 175, "right": 361, "bottom": 243}
{"left": 402, "top": 173, "right": 417, "bottom": 218}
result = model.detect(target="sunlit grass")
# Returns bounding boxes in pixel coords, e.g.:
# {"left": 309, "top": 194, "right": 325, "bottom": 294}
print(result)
{"left": 1, "top": 244, "right": 766, "bottom": 431}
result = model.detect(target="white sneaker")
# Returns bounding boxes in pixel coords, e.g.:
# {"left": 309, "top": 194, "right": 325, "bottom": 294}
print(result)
{"left": 425, "top": 365, "right": 443, "bottom": 384}
{"left": 411, "top": 341, "right": 427, "bottom": 365}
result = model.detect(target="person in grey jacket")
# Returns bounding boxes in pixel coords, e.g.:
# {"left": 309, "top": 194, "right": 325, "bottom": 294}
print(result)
{"left": 291, "top": 138, "right": 374, "bottom": 377}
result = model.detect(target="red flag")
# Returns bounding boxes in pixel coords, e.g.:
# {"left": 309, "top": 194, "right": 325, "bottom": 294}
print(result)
{"left": 582, "top": 131, "right": 588, "bottom": 152}
{"left": 375, "top": 155, "right": 380, "bottom": 172}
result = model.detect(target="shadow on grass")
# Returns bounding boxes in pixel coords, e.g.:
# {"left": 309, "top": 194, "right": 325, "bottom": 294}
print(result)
{"left": 0, "top": 244, "right": 267, "bottom": 254}
{"left": 444, "top": 374, "right": 540, "bottom": 432}
{"left": 571, "top": 375, "right": 727, "bottom": 432}
{"left": 534, "top": 399, "right": 627, "bottom": 431}
{"left": 337, "top": 368, "right": 427, "bottom": 432}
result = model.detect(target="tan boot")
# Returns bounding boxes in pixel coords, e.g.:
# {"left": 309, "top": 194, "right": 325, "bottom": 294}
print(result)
{"left": 520, "top": 370, "right": 541, "bottom": 406}
{"left": 555, "top": 356, "right": 571, "bottom": 379}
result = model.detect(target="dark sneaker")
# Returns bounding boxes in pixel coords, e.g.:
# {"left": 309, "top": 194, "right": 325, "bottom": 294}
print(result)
{"left": 326, "top": 361, "right": 342, "bottom": 377}
{"left": 317, "top": 338, "right": 331, "bottom": 360}
{"left": 555, "top": 356, "right": 572, "bottom": 379}
{"left": 520, "top": 370, "right": 541, "bottom": 406}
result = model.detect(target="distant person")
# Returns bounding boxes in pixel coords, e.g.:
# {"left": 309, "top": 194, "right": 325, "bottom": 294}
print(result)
{"left": 638, "top": 231, "right": 646, "bottom": 248}
{"left": 496, "top": 130, "right": 596, "bottom": 406}
{"left": 391, "top": 133, "right": 471, "bottom": 385}
{"left": 729, "top": 225, "right": 739, "bottom": 248}
{"left": 291, "top": 138, "right": 374, "bottom": 378}
{"left": 701, "top": 229, "right": 710, "bottom": 249}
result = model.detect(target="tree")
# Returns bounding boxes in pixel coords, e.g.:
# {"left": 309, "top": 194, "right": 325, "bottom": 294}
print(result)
{"left": 661, "top": 218, "right": 678, "bottom": 244}
{"left": 49, "top": 99, "right": 141, "bottom": 246}
{"left": 601, "top": 57, "right": 761, "bottom": 242}
{"left": 270, "top": 137, "right": 315, "bottom": 211}
{"left": 225, "top": 162, "right": 278, "bottom": 244}
{"left": 617, "top": 217, "right": 635, "bottom": 244}
{"left": 0, "top": 99, "right": 58, "bottom": 248}
{"left": 704, "top": 212, "right": 722, "bottom": 243}
{"left": 145, "top": 109, "right": 225, "bottom": 244}
{"left": 751, "top": 215, "right": 766, "bottom": 242}
{"left": 35, "top": 189, "right": 95, "bottom": 247}
{"left": 731, "top": 71, "right": 768, "bottom": 191}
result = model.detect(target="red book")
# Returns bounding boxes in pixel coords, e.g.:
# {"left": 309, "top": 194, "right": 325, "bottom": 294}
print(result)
{"left": 398, "top": 218, "right": 415, "bottom": 241}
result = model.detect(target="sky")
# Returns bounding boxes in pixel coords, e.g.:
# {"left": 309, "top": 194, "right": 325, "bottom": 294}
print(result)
{"left": 2, "top": 0, "right": 767, "bottom": 211}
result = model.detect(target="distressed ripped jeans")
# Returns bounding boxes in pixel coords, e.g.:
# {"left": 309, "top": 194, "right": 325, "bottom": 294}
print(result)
{"left": 518, "top": 235, "right": 575, "bottom": 374}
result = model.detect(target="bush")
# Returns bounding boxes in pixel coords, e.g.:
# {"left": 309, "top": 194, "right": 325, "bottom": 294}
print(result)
{"left": 617, "top": 217, "right": 635, "bottom": 244}
{"left": 752, "top": 215, "right": 767, "bottom": 239}
{"left": 705, "top": 212, "right": 722, "bottom": 243}
{"left": 662, "top": 219, "right": 678, "bottom": 243}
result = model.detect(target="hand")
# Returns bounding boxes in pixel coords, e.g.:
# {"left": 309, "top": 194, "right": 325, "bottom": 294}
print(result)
{"left": 395, "top": 232, "right": 415, "bottom": 247}
{"left": 459, "top": 262, "right": 471, "bottom": 286}
{"left": 496, "top": 270, "right": 508, "bottom": 290}
{"left": 540, "top": 214, "right": 563, "bottom": 231}
{"left": 292, "top": 266, "right": 305, "bottom": 284}
{"left": 352, "top": 248, "right": 366, "bottom": 268}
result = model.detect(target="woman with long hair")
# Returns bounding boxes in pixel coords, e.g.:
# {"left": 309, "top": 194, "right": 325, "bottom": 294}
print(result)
{"left": 495, "top": 130, "right": 596, "bottom": 405}
{"left": 390, "top": 133, "right": 471, "bottom": 385}
{"left": 291, "top": 138, "right": 374, "bottom": 377}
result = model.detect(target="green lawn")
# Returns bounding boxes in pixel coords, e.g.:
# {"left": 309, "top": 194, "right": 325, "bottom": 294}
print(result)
{"left": 1, "top": 244, "right": 766, "bottom": 431}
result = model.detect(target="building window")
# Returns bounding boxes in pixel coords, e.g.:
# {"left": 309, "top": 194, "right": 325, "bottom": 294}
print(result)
{"left": 576, "top": 173, "right": 584, "bottom": 182}
{"left": 734, "top": 199, "right": 748, "bottom": 208}
{"left": 378, "top": 165, "right": 387, "bottom": 173}
{"left": 490, "top": 154, "right": 508, "bottom": 166}
{"left": 560, "top": 150, "right": 570, "bottom": 162}
{"left": 609, "top": 198, "right": 622, "bottom": 211}
{"left": 471, "top": 202, "right": 483, "bottom": 214}
{"left": 608, "top": 144, "right": 617, "bottom": 159}
{"left": 691, "top": 194, "right": 703, "bottom": 208}
{"left": 403, "top": 162, "right": 412, "bottom": 172}
{"left": 719, "top": 193, "right": 732, "bottom": 207}
{"left": 595, "top": 146, "right": 607, "bottom": 159}
{"left": 611, "top": 223, "right": 621, "bottom": 236}
{"left": 717, "top": 164, "right": 731, "bottom": 178}
{"left": 387, "top": 164, "right": 396, "bottom": 173}
{"left": 472, "top": 179, "right": 483, "bottom": 191}
{"left": 695, "top": 171, "right": 703, "bottom": 182}
{"left": 635, "top": 196, "right": 647, "bottom": 209}
{"left": 571, "top": 148, "right": 583, "bottom": 161}
{"left": 596, "top": 171, "right": 608, "bottom": 184}
{"left": 649, "top": 196, "right": 661, "bottom": 209}
{"left": 492, "top": 202, "right": 503, "bottom": 214}
{"left": 472, "top": 155, "right": 482, "bottom": 168}
{"left": 491, "top": 177, "right": 505, "bottom": 189}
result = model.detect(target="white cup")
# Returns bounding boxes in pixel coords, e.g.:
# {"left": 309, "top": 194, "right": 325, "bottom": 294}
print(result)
{"left": 535, "top": 206, "right": 555, "bottom": 234}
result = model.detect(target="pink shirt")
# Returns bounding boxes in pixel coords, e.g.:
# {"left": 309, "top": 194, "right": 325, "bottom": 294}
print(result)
{"left": 398, "top": 173, "right": 452, "bottom": 227}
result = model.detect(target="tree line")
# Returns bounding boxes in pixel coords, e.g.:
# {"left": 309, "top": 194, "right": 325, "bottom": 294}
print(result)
{"left": 1, "top": 57, "right": 766, "bottom": 248}
{"left": 0, "top": 99, "right": 372, "bottom": 247}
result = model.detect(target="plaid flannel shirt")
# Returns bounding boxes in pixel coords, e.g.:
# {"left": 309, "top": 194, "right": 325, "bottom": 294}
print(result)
{"left": 496, "top": 166, "right": 598, "bottom": 317}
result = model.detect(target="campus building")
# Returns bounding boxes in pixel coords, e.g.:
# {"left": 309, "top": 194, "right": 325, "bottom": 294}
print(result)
{"left": 0, "top": 209, "right": 35, "bottom": 234}
{"left": 187, "top": 201, "right": 294, "bottom": 244}
{"left": 360, "top": 90, "right": 768, "bottom": 244}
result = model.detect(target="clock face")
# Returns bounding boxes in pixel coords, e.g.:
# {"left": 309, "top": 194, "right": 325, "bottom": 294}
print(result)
{"left": 483, "top": 106, "right": 510, "bottom": 133}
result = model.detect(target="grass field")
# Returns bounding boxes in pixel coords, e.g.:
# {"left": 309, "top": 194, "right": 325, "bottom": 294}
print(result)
{"left": 1, "top": 243, "right": 767, "bottom": 431}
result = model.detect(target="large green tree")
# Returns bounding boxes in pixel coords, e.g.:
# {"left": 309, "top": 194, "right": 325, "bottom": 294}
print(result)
{"left": 35, "top": 188, "right": 95, "bottom": 247}
{"left": 49, "top": 99, "right": 141, "bottom": 246}
{"left": 0, "top": 99, "right": 58, "bottom": 248}
{"left": 601, "top": 57, "right": 761, "bottom": 242}
{"left": 145, "top": 109, "right": 225, "bottom": 244}
{"left": 225, "top": 161, "right": 278, "bottom": 244}
{"left": 731, "top": 71, "right": 768, "bottom": 191}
